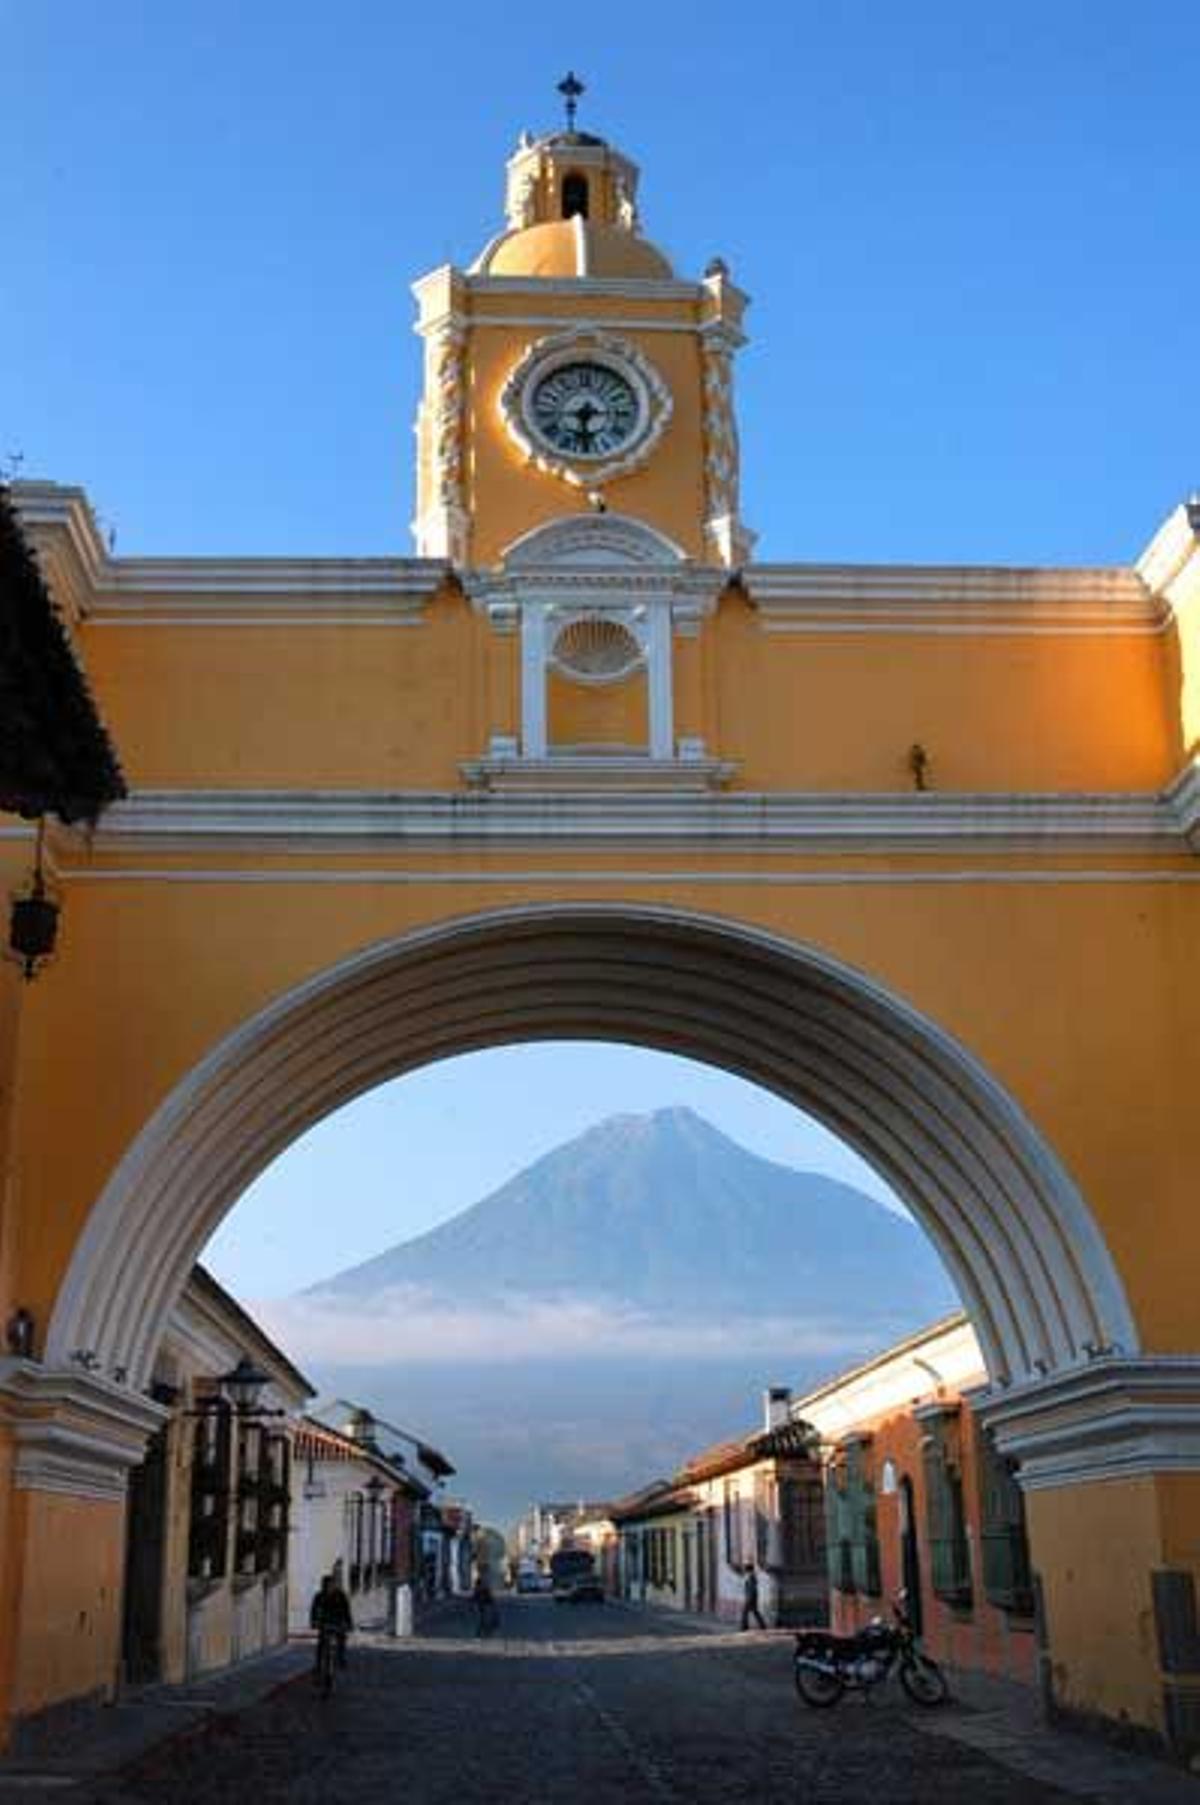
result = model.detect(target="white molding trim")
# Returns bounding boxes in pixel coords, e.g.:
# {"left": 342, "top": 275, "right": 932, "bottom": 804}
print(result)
{"left": 462, "top": 563, "right": 727, "bottom": 635}
{"left": 1166, "top": 761, "right": 1200, "bottom": 850}
{"left": 0, "top": 1361, "right": 165, "bottom": 1501}
{"left": 502, "top": 512, "right": 687, "bottom": 567}
{"left": 468, "top": 314, "right": 705, "bottom": 334}
{"left": 979, "top": 1356, "right": 1200, "bottom": 1490}
{"left": 10, "top": 484, "right": 447, "bottom": 626}
{"left": 16, "top": 484, "right": 1199, "bottom": 639}
{"left": 746, "top": 563, "right": 1161, "bottom": 635}
{"left": 50, "top": 868, "right": 1200, "bottom": 887}
{"left": 465, "top": 275, "right": 704, "bottom": 303}
{"left": 458, "top": 755, "right": 737, "bottom": 794}
{"left": 1135, "top": 499, "right": 1200, "bottom": 615}
{"left": 69, "top": 779, "right": 1198, "bottom": 854}
{"left": 43, "top": 903, "right": 1137, "bottom": 1393}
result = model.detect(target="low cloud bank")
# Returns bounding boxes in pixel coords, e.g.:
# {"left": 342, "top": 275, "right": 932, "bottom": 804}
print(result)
{"left": 252, "top": 1285, "right": 877, "bottom": 1368}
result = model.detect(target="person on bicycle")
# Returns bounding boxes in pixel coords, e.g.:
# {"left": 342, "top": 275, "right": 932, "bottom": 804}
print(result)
{"left": 310, "top": 1572, "right": 353, "bottom": 1669}
{"left": 472, "top": 1570, "right": 499, "bottom": 1638}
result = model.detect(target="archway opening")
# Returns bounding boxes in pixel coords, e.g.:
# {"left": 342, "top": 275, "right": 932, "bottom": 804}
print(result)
{"left": 49, "top": 905, "right": 1133, "bottom": 1402}
{"left": 200, "top": 1038, "right": 960, "bottom": 1531}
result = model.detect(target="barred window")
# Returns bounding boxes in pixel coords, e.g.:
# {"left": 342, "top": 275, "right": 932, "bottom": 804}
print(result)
{"left": 723, "top": 1481, "right": 747, "bottom": 1569}
{"left": 920, "top": 1408, "right": 973, "bottom": 1608}
{"left": 347, "top": 1493, "right": 365, "bottom": 1593}
{"left": 976, "top": 1422, "right": 1033, "bottom": 1615}
{"left": 188, "top": 1402, "right": 232, "bottom": 1580}
{"left": 825, "top": 1437, "right": 880, "bottom": 1596}
{"left": 779, "top": 1475, "right": 826, "bottom": 1571}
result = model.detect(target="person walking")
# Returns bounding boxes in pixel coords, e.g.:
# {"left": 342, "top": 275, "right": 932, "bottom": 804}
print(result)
{"left": 740, "top": 1560, "right": 766, "bottom": 1631}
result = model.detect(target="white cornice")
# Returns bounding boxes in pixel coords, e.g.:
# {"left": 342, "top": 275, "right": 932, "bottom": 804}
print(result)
{"left": 59, "top": 779, "right": 1200, "bottom": 857}
{"left": 460, "top": 755, "right": 737, "bottom": 794}
{"left": 1166, "top": 761, "right": 1200, "bottom": 849}
{"left": 462, "top": 562, "right": 727, "bottom": 633}
{"left": 980, "top": 1356, "right": 1200, "bottom": 1490}
{"left": 465, "top": 275, "right": 703, "bottom": 303}
{"left": 746, "top": 563, "right": 1160, "bottom": 635}
{"left": 1135, "top": 499, "right": 1200, "bottom": 612}
{"left": 9, "top": 482, "right": 108, "bottom": 627}
{"left": 10, "top": 483, "right": 448, "bottom": 625}
{"left": 0, "top": 1361, "right": 165, "bottom": 1501}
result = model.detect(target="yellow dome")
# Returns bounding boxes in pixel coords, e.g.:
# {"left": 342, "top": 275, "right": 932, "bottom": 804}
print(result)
{"left": 475, "top": 220, "right": 674, "bottom": 280}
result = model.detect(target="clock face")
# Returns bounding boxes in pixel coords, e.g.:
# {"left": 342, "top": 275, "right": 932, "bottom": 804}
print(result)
{"left": 529, "top": 361, "right": 641, "bottom": 459}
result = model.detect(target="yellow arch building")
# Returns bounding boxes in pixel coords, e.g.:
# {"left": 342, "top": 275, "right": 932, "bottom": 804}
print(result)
{"left": 3, "top": 113, "right": 1200, "bottom": 1755}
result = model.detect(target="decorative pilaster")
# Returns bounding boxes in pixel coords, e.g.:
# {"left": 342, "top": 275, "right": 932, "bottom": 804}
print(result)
{"left": 412, "top": 270, "right": 469, "bottom": 564}
{"left": 700, "top": 262, "right": 754, "bottom": 568}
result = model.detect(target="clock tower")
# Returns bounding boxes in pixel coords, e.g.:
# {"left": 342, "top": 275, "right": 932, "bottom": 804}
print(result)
{"left": 411, "top": 88, "right": 752, "bottom": 573}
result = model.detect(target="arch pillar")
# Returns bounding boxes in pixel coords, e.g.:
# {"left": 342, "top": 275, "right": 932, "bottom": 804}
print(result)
{"left": 984, "top": 1360, "right": 1200, "bottom": 1756}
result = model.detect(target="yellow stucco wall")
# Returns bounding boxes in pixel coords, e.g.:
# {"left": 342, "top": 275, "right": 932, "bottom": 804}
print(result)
{"left": 1028, "top": 1478, "right": 1166, "bottom": 1732}
{"left": 5, "top": 1490, "right": 125, "bottom": 1719}
{"left": 70, "top": 597, "right": 1180, "bottom": 795}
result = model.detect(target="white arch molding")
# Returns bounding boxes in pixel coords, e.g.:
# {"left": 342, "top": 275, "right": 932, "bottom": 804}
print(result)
{"left": 46, "top": 904, "right": 1137, "bottom": 1392}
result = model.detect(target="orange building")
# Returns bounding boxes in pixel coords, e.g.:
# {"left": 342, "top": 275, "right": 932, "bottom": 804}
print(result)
{"left": 797, "top": 1316, "right": 1038, "bottom": 1688}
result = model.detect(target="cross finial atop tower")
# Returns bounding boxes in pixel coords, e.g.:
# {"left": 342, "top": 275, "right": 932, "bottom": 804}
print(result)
{"left": 557, "top": 70, "right": 585, "bottom": 132}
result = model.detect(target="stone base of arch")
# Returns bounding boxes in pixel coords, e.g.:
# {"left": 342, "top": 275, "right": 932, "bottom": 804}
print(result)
{"left": 0, "top": 1364, "right": 165, "bottom": 1740}
{"left": 981, "top": 1356, "right": 1200, "bottom": 1761}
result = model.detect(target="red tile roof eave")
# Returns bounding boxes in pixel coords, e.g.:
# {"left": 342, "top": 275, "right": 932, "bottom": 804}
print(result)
{"left": 292, "top": 1418, "right": 429, "bottom": 1497}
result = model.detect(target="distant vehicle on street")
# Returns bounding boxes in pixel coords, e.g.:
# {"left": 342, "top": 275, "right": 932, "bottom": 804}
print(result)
{"left": 515, "top": 1564, "right": 551, "bottom": 1594}
{"left": 550, "top": 1547, "right": 604, "bottom": 1604}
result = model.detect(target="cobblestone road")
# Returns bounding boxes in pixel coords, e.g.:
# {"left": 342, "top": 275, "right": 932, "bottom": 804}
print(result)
{"left": 71, "top": 1599, "right": 1185, "bottom": 1804}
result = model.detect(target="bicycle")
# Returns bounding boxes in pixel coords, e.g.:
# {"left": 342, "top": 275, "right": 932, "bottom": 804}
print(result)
{"left": 314, "top": 1625, "right": 340, "bottom": 1698}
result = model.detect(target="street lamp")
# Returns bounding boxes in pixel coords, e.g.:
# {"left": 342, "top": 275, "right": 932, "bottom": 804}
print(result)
{"left": 217, "top": 1355, "right": 282, "bottom": 1418}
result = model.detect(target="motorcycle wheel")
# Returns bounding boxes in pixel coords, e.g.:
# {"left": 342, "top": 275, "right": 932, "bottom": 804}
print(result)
{"left": 900, "top": 1653, "right": 948, "bottom": 1706}
{"left": 793, "top": 1658, "right": 845, "bottom": 1707}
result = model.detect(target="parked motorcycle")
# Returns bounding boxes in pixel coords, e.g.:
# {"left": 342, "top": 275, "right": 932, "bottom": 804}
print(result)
{"left": 793, "top": 1593, "right": 948, "bottom": 1708}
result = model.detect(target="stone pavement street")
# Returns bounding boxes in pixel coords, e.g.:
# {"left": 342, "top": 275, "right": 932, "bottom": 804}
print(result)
{"left": 3, "top": 1598, "right": 1197, "bottom": 1804}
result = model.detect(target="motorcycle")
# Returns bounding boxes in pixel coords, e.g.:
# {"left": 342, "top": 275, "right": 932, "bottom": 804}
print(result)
{"left": 793, "top": 1593, "right": 948, "bottom": 1708}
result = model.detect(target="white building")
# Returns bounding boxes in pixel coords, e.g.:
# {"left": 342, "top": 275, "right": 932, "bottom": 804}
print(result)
{"left": 289, "top": 1405, "right": 460, "bottom": 1630}
{"left": 289, "top": 1411, "right": 426, "bottom": 1634}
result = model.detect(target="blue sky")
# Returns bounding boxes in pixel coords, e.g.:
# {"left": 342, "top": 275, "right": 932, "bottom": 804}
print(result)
{"left": 204, "top": 1045, "right": 899, "bottom": 1296}
{"left": 7, "top": 4, "right": 1197, "bottom": 1298}
{"left": 4, "top": 0, "right": 1197, "bottom": 566}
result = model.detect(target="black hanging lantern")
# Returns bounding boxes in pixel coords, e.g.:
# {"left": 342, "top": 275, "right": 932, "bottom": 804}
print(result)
{"left": 9, "top": 820, "right": 59, "bottom": 981}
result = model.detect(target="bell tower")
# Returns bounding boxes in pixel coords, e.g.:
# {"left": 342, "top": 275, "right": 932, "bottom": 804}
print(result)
{"left": 412, "top": 81, "right": 749, "bottom": 775}
{"left": 412, "top": 79, "right": 752, "bottom": 571}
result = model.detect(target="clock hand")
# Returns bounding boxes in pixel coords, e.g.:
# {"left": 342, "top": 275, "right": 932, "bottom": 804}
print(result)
{"left": 574, "top": 398, "right": 601, "bottom": 449}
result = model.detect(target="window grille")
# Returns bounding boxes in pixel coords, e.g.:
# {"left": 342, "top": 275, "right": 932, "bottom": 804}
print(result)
{"left": 779, "top": 1475, "right": 827, "bottom": 1571}
{"left": 347, "top": 1493, "right": 365, "bottom": 1593}
{"left": 975, "top": 1422, "right": 1034, "bottom": 1615}
{"left": 920, "top": 1408, "right": 973, "bottom": 1608}
{"left": 723, "top": 1481, "right": 747, "bottom": 1569}
{"left": 188, "top": 1402, "right": 232, "bottom": 1580}
{"left": 825, "top": 1438, "right": 881, "bottom": 1595}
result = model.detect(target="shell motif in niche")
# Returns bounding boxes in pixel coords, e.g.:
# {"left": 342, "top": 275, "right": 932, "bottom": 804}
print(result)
{"left": 548, "top": 615, "right": 645, "bottom": 685}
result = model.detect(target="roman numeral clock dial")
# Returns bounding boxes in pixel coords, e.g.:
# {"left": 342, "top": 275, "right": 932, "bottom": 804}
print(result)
{"left": 530, "top": 363, "right": 639, "bottom": 457}
{"left": 499, "top": 330, "right": 674, "bottom": 491}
